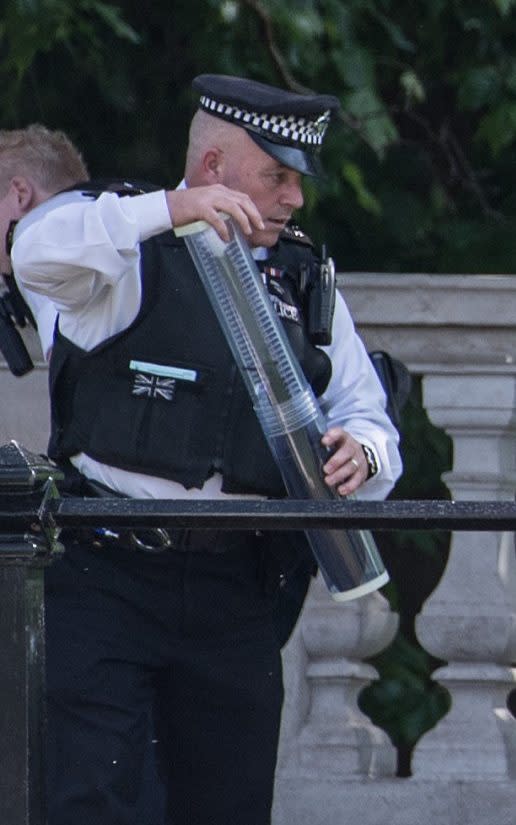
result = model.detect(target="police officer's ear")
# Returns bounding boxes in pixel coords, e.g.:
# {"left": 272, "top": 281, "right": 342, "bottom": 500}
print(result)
{"left": 9, "top": 176, "right": 37, "bottom": 217}
{"left": 202, "top": 148, "right": 225, "bottom": 183}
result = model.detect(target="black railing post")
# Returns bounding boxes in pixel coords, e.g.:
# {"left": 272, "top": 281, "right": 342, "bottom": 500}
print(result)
{"left": 0, "top": 442, "right": 62, "bottom": 825}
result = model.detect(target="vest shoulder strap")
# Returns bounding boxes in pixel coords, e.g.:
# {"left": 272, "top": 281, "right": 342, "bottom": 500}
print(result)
{"left": 63, "top": 178, "right": 163, "bottom": 198}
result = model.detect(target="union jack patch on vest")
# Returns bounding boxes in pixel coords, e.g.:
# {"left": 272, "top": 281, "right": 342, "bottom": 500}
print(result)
{"left": 132, "top": 373, "right": 176, "bottom": 401}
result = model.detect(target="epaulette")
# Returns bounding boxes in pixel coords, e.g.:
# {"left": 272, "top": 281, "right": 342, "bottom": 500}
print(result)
{"left": 279, "top": 222, "right": 314, "bottom": 247}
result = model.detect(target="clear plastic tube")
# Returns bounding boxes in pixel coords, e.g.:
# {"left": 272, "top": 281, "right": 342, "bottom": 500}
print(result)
{"left": 176, "top": 216, "right": 388, "bottom": 600}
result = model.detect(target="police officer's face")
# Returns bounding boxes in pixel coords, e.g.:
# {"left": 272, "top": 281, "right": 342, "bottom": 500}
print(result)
{"left": 219, "top": 136, "right": 304, "bottom": 248}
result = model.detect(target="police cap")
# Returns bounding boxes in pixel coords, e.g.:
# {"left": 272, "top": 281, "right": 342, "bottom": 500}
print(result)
{"left": 192, "top": 74, "right": 340, "bottom": 177}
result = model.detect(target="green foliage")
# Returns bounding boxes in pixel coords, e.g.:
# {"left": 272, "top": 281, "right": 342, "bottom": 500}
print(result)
{"left": 341, "top": 162, "right": 382, "bottom": 216}
{"left": 476, "top": 102, "right": 516, "bottom": 155}
{"left": 0, "top": 1, "right": 139, "bottom": 115}
{"left": 359, "top": 633, "right": 451, "bottom": 760}
{"left": 2, "top": 0, "right": 516, "bottom": 273}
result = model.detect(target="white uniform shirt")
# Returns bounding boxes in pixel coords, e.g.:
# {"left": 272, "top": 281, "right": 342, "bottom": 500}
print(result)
{"left": 12, "top": 188, "right": 402, "bottom": 501}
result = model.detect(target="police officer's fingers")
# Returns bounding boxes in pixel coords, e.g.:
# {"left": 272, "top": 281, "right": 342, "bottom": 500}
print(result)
{"left": 201, "top": 209, "right": 232, "bottom": 242}
{"left": 321, "top": 427, "right": 353, "bottom": 473}
{"left": 217, "top": 199, "right": 264, "bottom": 238}
{"left": 331, "top": 456, "right": 367, "bottom": 496}
{"left": 336, "top": 472, "right": 364, "bottom": 497}
{"left": 166, "top": 187, "right": 264, "bottom": 239}
{"left": 321, "top": 426, "right": 346, "bottom": 447}
{"left": 321, "top": 428, "right": 367, "bottom": 493}
{"left": 166, "top": 187, "right": 228, "bottom": 230}
{"left": 323, "top": 455, "right": 364, "bottom": 486}
{"left": 206, "top": 185, "right": 264, "bottom": 236}
{"left": 195, "top": 204, "right": 252, "bottom": 242}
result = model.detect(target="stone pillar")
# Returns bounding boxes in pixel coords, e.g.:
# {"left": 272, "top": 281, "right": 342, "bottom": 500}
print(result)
{"left": 413, "top": 369, "right": 516, "bottom": 778}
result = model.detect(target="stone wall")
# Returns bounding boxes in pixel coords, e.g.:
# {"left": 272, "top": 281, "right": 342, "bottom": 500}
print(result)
{"left": 0, "top": 325, "right": 49, "bottom": 454}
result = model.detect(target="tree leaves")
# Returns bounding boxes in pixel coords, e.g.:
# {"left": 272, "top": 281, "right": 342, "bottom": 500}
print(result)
{"left": 0, "top": 0, "right": 139, "bottom": 116}
{"left": 491, "top": 0, "right": 516, "bottom": 17}
{"left": 476, "top": 102, "right": 516, "bottom": 155}
{"left": 3, "top": 0, "right": 516, "bottom": 271}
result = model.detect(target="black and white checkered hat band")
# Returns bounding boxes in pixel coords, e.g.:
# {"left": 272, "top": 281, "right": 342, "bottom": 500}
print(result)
{"left": 199, "top": 95, "right": 331, "bottom": 146}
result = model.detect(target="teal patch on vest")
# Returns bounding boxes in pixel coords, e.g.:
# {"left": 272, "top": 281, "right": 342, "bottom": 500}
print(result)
{"left": 129, "top": 360, "right": 197, "bottom": 382}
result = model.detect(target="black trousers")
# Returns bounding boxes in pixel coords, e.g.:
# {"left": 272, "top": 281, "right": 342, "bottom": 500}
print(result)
{"left": 44, "top": 536, "right": 284, "bottom": 825}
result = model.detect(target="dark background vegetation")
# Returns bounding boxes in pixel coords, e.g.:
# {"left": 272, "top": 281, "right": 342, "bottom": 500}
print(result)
{"left": 2, "top": 0, "right": 515, "bottom": 774}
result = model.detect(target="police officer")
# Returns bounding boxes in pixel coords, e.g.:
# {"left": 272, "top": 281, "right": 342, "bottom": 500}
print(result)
{"left": 12, "top": 76, "right": 402, "bottom": 825}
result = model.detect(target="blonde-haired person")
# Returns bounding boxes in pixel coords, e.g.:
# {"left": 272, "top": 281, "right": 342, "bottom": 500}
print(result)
{"left": 0, "top": 125, "right": 88, "bottom": 359}
{"left": 1, "top": 123, "right": 263, "bottom": 358}
{"left": 0, "top": 124, "right": 88, "bottom": 202}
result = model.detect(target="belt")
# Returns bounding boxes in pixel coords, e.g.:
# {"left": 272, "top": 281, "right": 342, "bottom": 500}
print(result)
{"left": 62, "top": 526, "right": 263, "bottom": 555}
{"left": 60, "top": 475, "right": 263, "bottom": 554}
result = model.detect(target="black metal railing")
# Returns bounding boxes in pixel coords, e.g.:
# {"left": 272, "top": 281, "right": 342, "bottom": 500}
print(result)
{"left": 1, "top": 440, "right": 515, "bottom": 825}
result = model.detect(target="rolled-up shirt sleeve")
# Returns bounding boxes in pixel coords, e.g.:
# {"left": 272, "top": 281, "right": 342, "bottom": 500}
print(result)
{"left": 320, "top": 291, "right": 403, "bottom": 499}
{"left": 12, "top": 190, "right": 172, "bottom": 312}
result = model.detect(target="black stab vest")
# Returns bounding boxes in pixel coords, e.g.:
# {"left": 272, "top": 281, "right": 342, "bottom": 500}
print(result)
{"left": 48, "top": 226, "right": 332, "bottom": 497}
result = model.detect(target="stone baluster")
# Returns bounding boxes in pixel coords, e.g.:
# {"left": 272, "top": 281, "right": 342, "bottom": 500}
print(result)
{"left": 413, "top": 370, "right": 516, "bottom": 778}
{"left": 278, "top": 572, "right": 398, "bottom": 780}
{"left": 298, "top": 575, "right": 398, "bottom": 777}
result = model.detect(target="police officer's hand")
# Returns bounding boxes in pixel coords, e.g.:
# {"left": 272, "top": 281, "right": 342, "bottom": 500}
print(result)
{"left": 321, "top": 427, "right": 369, "bottom": 496}
{"left": 166, "top": 185, "right": 265, "bottom": 242}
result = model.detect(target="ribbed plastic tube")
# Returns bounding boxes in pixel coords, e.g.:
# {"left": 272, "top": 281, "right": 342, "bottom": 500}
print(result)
{"left": 176, "top": 216, "right": 388, "bottom": 600}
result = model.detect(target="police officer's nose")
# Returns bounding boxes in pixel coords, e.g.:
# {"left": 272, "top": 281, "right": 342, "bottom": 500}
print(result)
{"left": 281, "top": 181, "right": 304, "bottom": 210}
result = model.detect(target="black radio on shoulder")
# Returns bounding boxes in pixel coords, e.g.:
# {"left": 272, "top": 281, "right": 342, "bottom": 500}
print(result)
{"left": 307, "top": 245, "right": 336, "bottom": 346}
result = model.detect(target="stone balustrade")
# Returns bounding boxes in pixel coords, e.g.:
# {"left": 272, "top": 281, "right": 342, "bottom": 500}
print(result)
{"left": 274, "top": 273, "right": 516, "bottom": 824}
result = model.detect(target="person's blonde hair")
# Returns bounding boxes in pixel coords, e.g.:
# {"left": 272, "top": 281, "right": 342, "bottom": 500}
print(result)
{"left": 0, "top": 124, "right": 88, "bottom": 196}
